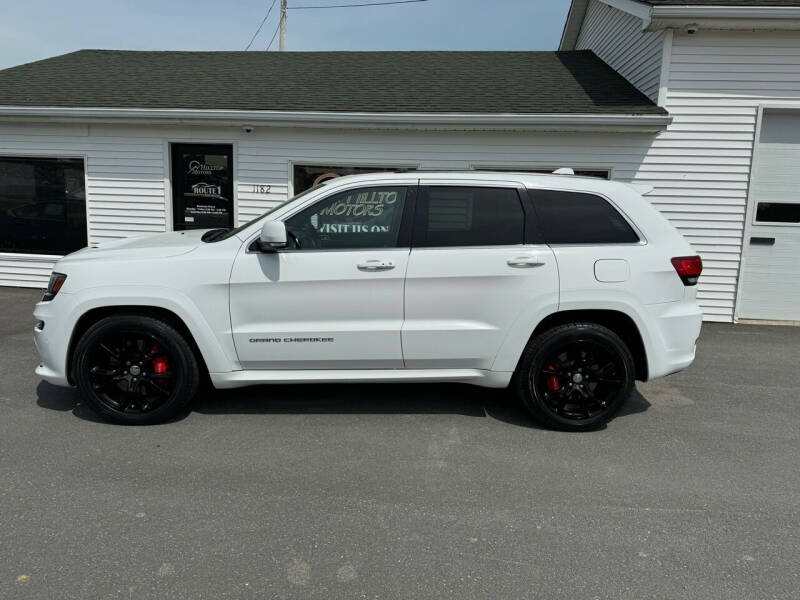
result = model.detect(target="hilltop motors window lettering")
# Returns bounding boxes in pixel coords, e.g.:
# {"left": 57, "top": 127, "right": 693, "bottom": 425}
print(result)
{"left": 293, "top": 164, "right": 409, "bottom": 195}
{"left": 0, "top": 157, "right": 87, "bottom": 255}
{"left": 285, "top": 186, "right": 407, "bottom": 249}
{"left": 171, "top": 144, "right": 233, "bottom": 230}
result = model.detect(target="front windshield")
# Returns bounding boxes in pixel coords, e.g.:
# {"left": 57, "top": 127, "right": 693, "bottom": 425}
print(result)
{"left": 209, "top": 183, "right": 326, "bottom": 242}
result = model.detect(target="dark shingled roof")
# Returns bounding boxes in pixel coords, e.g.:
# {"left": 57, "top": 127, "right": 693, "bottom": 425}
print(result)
{"left": 643, "top": 1, "right": 800, "bottom": 5}
{"left": 0, "top": 50, "right": 665, "bottom": 115}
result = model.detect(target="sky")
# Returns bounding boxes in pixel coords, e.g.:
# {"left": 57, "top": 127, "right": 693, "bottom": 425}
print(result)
{"left": 0, "top": 0, "right": 571, "bottom": 70}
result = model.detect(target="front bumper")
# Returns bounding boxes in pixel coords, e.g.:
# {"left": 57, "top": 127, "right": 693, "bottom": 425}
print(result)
{"left": 33, "top": 292, "right": 78, "bottom": 387}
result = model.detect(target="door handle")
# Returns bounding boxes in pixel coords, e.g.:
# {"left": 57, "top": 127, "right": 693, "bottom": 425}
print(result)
{"left": 507, "top": 257, "right": 545, "bottom": 268}
{"left": 357, "top": 259, "right": 395, "bottom": 271}
{"left": 750, "top": 237, "right": 775, "bottom": 246}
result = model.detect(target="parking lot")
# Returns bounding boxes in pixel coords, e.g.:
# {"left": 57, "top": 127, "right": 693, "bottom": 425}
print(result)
{"left": 1, "top": 285, "right": 799, "bottom": 599}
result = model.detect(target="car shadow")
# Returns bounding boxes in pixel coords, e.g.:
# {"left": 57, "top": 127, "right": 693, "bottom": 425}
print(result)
{"left": 35, "top": 381, "right": 106, "bottom": 423}
{"left": 36, "top": 380, "right": 651, "bottom": 430}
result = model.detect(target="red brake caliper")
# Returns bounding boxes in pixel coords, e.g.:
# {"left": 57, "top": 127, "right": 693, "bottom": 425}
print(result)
{"left": 546, "top": 365, "right": 561, "bottom": 391}
{"left": 151, "top": 343, "right": 168, "bottom": 374}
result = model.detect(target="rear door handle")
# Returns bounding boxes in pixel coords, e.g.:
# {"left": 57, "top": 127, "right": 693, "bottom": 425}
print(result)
{"left": 507, "top": 257, "right": 545, "bottom": 268}
{"left": 357, "top": 259, "right": 395, "bottom": 271}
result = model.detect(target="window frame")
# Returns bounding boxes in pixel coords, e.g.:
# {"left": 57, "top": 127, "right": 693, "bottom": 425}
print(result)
{"left": 412, "top": 184, "right": 534, "bottom": 249}
{"left": 268, "top": 184, "right": 418, "bottom": 252}
{"left": 525, "top": 187, "right": 645, "bottom": 246}
{"left": 0, "top": 154, "right": 89, "bottom": 257}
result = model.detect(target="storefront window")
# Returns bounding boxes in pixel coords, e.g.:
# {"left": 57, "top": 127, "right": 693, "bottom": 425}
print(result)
{"left": 0, "top": 157, "right": 87, "bottom": 255}
{"left": 171, "top": 144, "right": 234, "bottom": 231}
{"left": 293, "top": 164, "right": 408, "bottom": 195}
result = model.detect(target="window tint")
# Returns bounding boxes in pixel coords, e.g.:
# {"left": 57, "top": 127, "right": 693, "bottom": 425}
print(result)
{"left": 533, "top": 190, "right": 639, "bottom": 244}
{"left": 415, "top": 186, "right": 524, "bottom": 247}
{"left": 755, "top": 202, "right": 800, "bottom": 224}
{"left": 285, "top": 186, "right": 407, "bottom": 250}
{"left": 0, "top": 157, "right": 87, "bottom": 255}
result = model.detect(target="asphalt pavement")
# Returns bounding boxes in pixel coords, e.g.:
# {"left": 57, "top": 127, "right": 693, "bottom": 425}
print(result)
{"left": 1, "top": 285, "right": 799, "bottom": 599}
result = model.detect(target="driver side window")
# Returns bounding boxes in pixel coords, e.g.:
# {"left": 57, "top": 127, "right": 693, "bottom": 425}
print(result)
{"left": 285, "top": 186, "right": 408, "bottom": 250}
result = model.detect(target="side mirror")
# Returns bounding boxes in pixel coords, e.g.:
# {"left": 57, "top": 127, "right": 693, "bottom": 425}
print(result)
{"left": 258, "top": 220, "right": 287, "bottom": 252}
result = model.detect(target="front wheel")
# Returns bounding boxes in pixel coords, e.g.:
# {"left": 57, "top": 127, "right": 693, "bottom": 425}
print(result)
{"left": 515, "top": 322, "right": 635, "bottom": 431}
{"left": 73, "top": 315, "right": 200, "bottom": 425}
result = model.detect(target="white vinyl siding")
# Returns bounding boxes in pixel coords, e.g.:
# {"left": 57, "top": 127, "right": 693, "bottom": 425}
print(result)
{"left": 0, "top": 122, "right": 656, "bottom": 286}
{"left": 631, "top": 30, "right": 800, "bottom": 322}
{"left": 575, "top": 0, "right": 664, "bottom": 102}
{"left": 220, "top": 128, "right": 656, "bottom": 226}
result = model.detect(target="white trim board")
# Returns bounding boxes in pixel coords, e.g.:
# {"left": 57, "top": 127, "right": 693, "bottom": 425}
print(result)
{"left": 0, "top": 107, "right": 672, "bottom": 133}
{"left": 599, "top": 0, "right": 651, "bottom": 25}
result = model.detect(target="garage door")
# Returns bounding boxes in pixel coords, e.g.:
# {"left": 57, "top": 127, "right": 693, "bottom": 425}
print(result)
{"left": 737, "top": 109, "right": 800, "bottom": 321}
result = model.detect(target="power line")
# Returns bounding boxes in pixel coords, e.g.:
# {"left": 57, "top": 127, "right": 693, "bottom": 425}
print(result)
{"left": 289, "top": 0, "right": 428, "bottom": 9}
{"left": 268, "top": 0, "right": 428, "bottom": 51}
{"left": 244, "top": 0, "right": 278, "bottom": 50}
{"left": 266, "top": 19, "right": 282, "bottom": 50}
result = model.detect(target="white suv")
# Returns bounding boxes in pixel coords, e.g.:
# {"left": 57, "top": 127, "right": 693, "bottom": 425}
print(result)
{"left": 34, "top": 172, "right": 702, "bottom": 430}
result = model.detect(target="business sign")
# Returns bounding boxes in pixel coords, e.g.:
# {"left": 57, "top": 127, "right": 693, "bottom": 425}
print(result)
{"left": 171, "top": 145, "right": 234, "bottom": 230}
{"left": 191, "top": 182, "right": 223, "bottom": 197}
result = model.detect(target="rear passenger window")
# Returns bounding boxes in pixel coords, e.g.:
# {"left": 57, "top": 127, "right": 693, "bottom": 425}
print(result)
{"left": 415, "top": 186, "right": 524, "bottom": 247}
{"left": 532, "top": 190, "right": 639, "bottom": 244}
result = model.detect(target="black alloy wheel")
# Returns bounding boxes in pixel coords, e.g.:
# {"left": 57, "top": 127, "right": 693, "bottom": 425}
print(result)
{"left": 87, "top": 329, "right": 176, "bottom": 414}
{"left": 515, "top": 322, "right": 635, "bottom": 431}
{"left": 73, "top": 315, "right": 200, "bottom": 424}
{"left": 535, "top": 339, "right": 625, "bottom": 420}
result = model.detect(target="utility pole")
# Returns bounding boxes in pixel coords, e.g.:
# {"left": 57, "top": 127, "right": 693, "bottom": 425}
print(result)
{"left": 279, "top": 0, "right": 287, "bottom": 51}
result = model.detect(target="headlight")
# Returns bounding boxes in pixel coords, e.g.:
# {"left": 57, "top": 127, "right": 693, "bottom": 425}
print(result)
{"left": 42, "top": 272, "right": 67, "bottom": 302}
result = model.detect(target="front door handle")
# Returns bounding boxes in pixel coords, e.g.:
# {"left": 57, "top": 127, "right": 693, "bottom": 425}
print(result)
{"left": 357, "top": 259, "right": 395, "bottom": 272}
{"left": 507, "top": 257, "right": 545, "bottom": 268}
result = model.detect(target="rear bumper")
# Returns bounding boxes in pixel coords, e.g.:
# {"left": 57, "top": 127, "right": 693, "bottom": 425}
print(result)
{"left": 644, "top": 298, "right": 702, "bottom": 380}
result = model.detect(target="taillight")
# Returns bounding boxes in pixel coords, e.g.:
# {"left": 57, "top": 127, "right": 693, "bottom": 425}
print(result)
{"left": 671, "top": 255, "right": 703, "bottom": 286}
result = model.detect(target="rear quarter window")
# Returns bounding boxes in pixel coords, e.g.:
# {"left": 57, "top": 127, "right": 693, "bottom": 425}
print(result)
{"left": 531, "top": 189, "right": 639, "bottom": 244}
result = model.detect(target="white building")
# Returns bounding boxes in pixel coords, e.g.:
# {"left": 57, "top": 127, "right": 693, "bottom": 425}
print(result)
{"left": 562, "top": 0, "right": 800, "bottom": 322}
{"left": 1, "top": 0, "right": 799, "bottom": 323}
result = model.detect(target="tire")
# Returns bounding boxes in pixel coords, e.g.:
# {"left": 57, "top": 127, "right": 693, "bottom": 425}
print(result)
{"left": 514, "top": 322, "right": 635, "bottom": 431}
{"left": 73, "top": 314, "right": 200, "bottom": 425}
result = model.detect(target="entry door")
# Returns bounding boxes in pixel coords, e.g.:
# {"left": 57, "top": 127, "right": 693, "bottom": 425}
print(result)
{"left": 229, "top": 183, "right": 415, "bottom": 370}
{"left": 402, "top": 184, "right": 558, "bottom": 369}
{"left": 738, "top": 109, "right": 800, "bottom": 321}
{"left": 171, "top": 143, "right": 234, "bottom": 231}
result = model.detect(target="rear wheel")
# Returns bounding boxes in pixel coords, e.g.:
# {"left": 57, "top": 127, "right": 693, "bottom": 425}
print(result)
{"left": 73, "top": 315, "right": 200, "bottom": 425}
{"left": 515, "top": 322, "right": 635, "bottom": 431}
